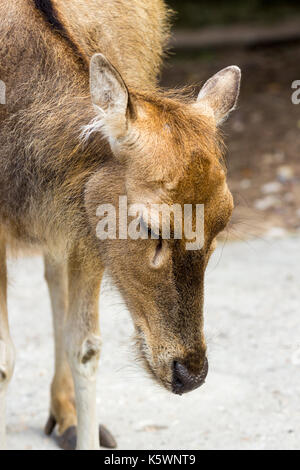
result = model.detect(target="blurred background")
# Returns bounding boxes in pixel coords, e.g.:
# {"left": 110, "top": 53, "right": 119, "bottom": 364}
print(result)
{"left": 162, "top": 0, "right": 300, "bottom": 239}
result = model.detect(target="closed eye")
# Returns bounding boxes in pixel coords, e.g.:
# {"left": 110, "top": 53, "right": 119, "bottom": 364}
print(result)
{"left": 140, "top": 216, "right": 161, "bottom": 240}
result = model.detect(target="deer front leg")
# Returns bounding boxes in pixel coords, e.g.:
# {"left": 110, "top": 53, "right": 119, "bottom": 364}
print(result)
{"left": 44, "top": 253, "right": 116, "bottom": 450}
{"left": 44, "top": 255, "right": 77, "bottom": 437}
{"left": 65, "top": 250, "right": 103, "bottom": 451}
{"left": 0, "top": 238, "right": 15, "bottom": 450}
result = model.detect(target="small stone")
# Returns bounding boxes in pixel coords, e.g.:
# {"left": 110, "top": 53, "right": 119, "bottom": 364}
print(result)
{"left": 261, "top": 181, "right": 282, "bottom": 194}
{"left": 264, "top": 227, "right": 287, "bottom": 239}
{"left": 277, "top": 165, "right": 294, "bottom": 183}
{"left": 140, "top": 424, "right": 168, "bottom": 432}
{"left": 240, "top": 178, "right": 251, "bottom": 189}
{"left": 254, "top": 195, "right": 280, "bottom": 211}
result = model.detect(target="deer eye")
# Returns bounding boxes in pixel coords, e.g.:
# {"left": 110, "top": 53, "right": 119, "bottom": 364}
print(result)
{"left": 140, "top": 216, "right": 160, "bottom": 240}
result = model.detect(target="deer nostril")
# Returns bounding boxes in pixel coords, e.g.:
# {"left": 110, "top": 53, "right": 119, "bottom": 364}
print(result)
{"left": 172, "top": 358, "right": 208, "bottom": 395}
{"left": 173, "top": 362, "right": 185, "bottom": 391}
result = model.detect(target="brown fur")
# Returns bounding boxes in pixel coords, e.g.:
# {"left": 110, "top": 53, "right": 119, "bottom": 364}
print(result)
{"left": 0, "top": 0, "right": 238, "bottom": 446}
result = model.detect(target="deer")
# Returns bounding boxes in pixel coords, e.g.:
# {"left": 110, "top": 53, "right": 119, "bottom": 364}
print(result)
{"left": 0, "top": 0, "right": 241, "bottom": 450}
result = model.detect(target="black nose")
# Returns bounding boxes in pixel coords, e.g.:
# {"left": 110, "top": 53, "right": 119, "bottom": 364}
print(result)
{"left": 172, "top": 358, "right": 208, "bottom": 395}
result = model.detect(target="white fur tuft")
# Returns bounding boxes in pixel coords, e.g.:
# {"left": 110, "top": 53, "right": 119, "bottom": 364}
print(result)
{"left": 80, "top": 108, "right": 106, "bottom": 142}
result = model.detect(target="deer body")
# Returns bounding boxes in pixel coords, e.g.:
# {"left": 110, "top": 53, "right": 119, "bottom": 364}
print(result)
{"left": 0, "top": 0, "right": 240, "bottom": 450}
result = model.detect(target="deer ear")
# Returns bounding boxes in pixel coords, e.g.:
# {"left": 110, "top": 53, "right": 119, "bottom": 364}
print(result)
{"left": 90, "top": 53, "right": 129, "bottom": 138}
{"left": 194, "top": 66, "right": 241, "bottom": 125}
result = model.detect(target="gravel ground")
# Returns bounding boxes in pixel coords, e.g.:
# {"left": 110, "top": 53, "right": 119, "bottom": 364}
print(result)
{"left": 4, "top": 235, "right": 300, "bottom": 450}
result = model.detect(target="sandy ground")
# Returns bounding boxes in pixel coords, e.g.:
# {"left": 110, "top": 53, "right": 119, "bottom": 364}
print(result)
{"left": 4, "top": 235, "right": 300, "bottom": 450}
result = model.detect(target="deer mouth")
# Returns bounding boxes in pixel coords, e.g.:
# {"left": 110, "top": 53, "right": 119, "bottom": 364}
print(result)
{"left": 134, "top": 327, "right": 177, "bottom": 392}
{"left": 133, "top": 327, "right": 173, "bottom": 392}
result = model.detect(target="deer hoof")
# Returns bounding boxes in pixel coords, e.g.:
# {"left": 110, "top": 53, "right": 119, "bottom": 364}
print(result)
{"left": 44, "top": 414, "right": 57, "bottom": 436}
{"left": 44, "top": 415, "right": 117, "bottom": 449}
{"left": 56, "top": 426, "right": 77, "bottom": 450}
{"left": 99, "top": 424, "right": 117, "bottom": 449}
